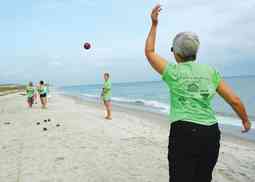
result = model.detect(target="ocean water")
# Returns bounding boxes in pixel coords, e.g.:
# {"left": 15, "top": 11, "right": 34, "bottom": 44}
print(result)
{"left": 60, "top": 76, "right": 255, "bottom": 128}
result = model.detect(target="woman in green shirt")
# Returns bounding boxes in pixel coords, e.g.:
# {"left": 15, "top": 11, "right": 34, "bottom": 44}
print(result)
{"left": 26, "top": 81, "right": 35, "bottom": 108}
{"left": 101, "top": 73, "right": 112, "bottom": 120}
{"left": 38, "top": 80, "right": 48, "bottom": 109}
{"left": 145, "top": 5, "right": 251, "bottom": 182}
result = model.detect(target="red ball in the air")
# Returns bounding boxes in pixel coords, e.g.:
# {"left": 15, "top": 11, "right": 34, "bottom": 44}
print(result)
{"left": 83, "top": 42, "right": 91, "bottom": 50}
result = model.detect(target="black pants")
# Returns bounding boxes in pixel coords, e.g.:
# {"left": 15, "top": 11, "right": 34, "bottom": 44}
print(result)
{"left": 40, "top": 93, "right": 47, "bottom": 98}
{"left": 168, "top": 121, "right": 221, "bottom": 182}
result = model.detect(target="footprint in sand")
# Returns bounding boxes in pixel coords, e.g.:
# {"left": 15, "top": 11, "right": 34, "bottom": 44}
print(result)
{"left": 55, "top": 157, "right": 65, "bottom": 161}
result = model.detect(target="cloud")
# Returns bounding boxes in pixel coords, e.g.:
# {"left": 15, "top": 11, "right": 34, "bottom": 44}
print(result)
{"left": 155, "top": 0, "right": 255, "bottom": 72}
{"left": 49, "top": 61, "right": 62, "bottom": 67}
{"left": 1, "top": 0, "right": 255, "bottom": 85}
{"left": 39, "top": 0, "right": 97, "bottom": 10}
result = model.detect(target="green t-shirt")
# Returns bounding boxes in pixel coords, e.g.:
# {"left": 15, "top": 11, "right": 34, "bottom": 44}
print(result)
{"left": 103, "top": 80, "right": 111, "bottom": 101}
{"left": 162, "top": 61, "right": 222, "bottom": 126}
{"left": 26, "top": 86, "right": 35, "bottom": 98}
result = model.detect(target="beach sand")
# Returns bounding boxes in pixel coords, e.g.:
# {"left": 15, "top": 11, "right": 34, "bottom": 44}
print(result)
{"left": 0, "top": 92, "right": 254, "bottom": 182}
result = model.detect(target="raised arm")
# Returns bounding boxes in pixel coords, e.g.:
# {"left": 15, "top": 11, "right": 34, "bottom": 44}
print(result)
{"left": 217, "top": 80, "right": 251, "bottom": 133}
{"left": 145, "top": 5, "right": 167, "bottom": 75}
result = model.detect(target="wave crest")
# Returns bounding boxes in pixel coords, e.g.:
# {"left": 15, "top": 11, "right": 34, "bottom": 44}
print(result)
{"left": 82, "top": 93, "right": 169, "bottom": 113}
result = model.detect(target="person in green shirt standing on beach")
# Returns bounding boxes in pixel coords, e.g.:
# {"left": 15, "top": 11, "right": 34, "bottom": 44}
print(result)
{"left": 26, "top": 81, "right": 35, "bottom": 108}
{"left": 101, "top": 73, "right": 112, "bottom": 120}
{"left": 38, "top": 80, "right": 48, "bottom": 109}
{"left": 145, "top": 5, "right": 251, "bottom": 182}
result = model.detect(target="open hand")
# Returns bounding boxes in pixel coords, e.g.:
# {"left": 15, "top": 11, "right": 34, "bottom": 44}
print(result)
{"left": 151, "top": 5, "right": 162, "bottom": 25}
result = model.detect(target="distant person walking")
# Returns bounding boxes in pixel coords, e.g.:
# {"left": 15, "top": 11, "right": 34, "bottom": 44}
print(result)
{"left": 145, "top": 5, "right": 251, "bottom": 182}
{"left": 101, "top": 73, "right": 112, "bottom": 120}
{"left": 26, "top": 81, "right": 35, "bottom": 108}
{"left": 38, "top": 80, "right": 48, "bottom": 109}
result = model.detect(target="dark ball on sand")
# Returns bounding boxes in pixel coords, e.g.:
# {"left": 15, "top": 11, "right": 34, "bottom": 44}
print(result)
{"left": 48, "top": 119, "right": 51, "bottom": 122}
{"left": 43, "top": 127, "right": 47, "bottom": 131}
{"left": 44, "top": 120, "right": 47, "bottom": 123}
{"left": 56, "top": 124, "right": 60, "bottom": 127}
{"left": 36, "top": 122, "right": 40, "bottom": 125}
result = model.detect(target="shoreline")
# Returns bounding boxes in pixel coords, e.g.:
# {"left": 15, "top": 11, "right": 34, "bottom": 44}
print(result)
{"left": 57, "top": 87, "right": 255, "bottom": 120}
{"left": 1, "top": 92, "right": 254, "bottom": 182}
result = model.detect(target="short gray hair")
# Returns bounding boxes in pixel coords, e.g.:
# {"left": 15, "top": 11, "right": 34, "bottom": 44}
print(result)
{"left": 172, "top": 32, "right": 200, "bottom": 61}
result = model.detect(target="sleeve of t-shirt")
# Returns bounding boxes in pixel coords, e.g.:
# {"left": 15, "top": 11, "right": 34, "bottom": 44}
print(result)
{"left": 162, "top": 63, "right": 175, "bottom": 87}
{"left": 212, "top": 69, "right": 222, "bottom": 89}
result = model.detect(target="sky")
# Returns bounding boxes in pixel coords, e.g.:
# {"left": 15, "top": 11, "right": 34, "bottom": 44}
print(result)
{"left": 1, "top": 0, "right": 255, "bottom": 86}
